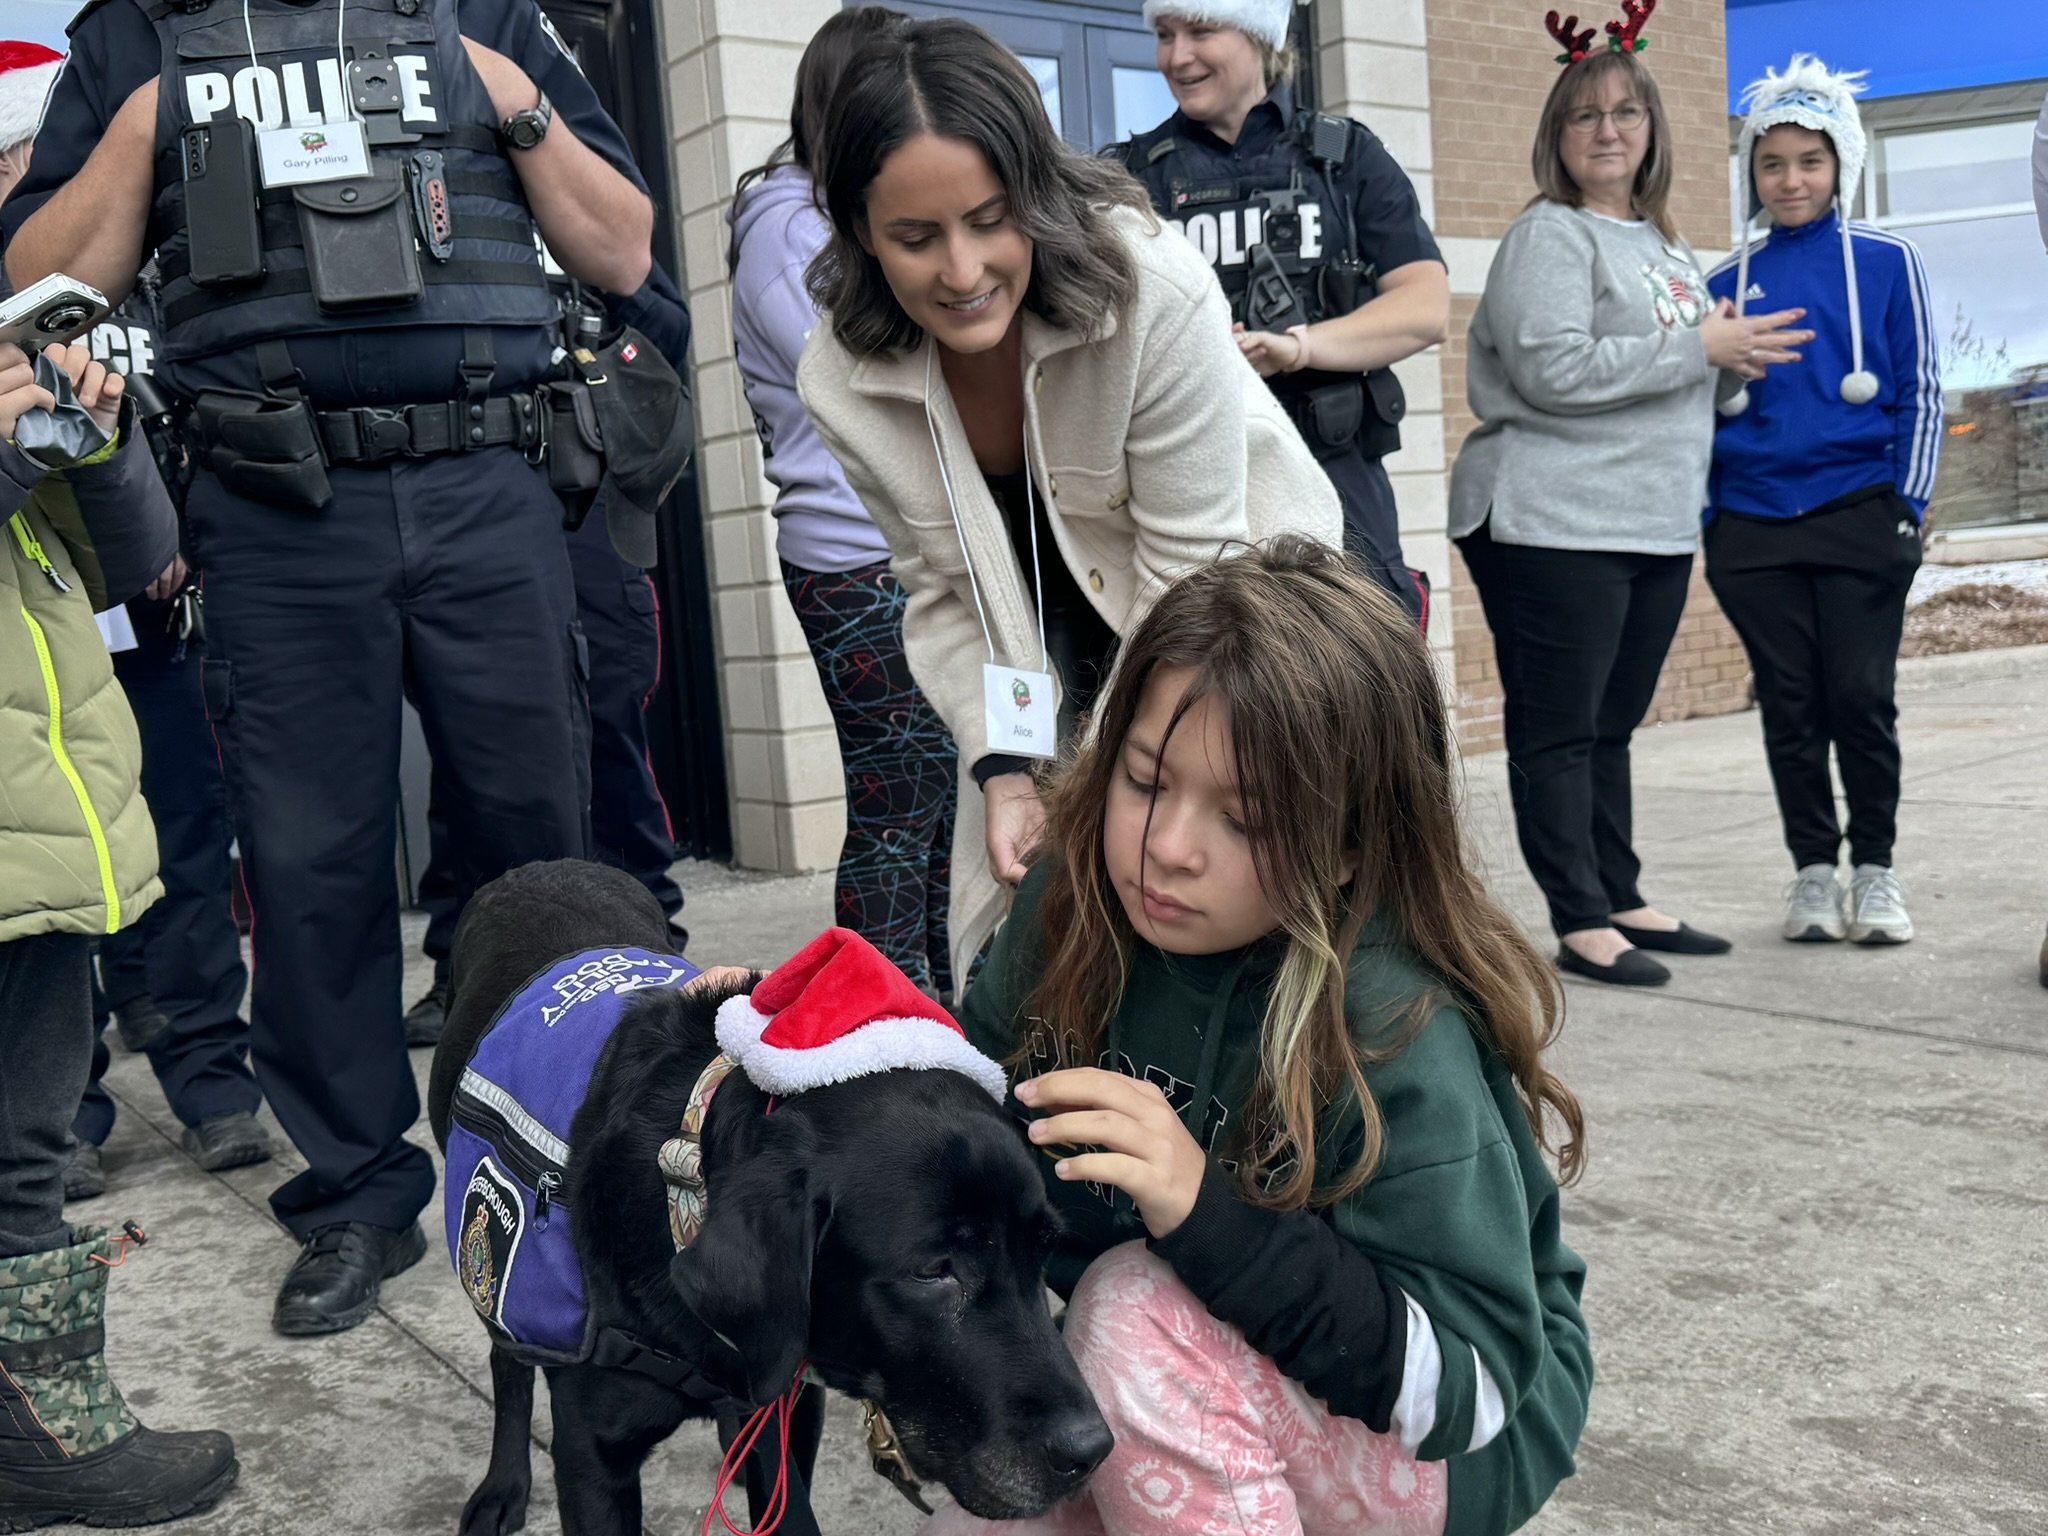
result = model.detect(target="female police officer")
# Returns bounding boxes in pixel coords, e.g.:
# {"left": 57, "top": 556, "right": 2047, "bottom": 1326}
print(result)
{"left": 1116, "top": 0, "right": 1449, "bottom": 626}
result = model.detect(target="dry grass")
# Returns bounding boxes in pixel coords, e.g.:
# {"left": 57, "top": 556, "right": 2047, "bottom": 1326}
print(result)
{"left": 1901, "top": 582, "right": 2048, "bottom": 658}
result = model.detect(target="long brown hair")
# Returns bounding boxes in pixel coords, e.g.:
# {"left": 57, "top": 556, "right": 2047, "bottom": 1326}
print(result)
{"left": 1022, "top": 539, "right": 1585, "bottom": 1210}
{"left": 808, "top": 17, "right": 1154, "bottom": 356}
{"left": 726, "top": 6, "right": 908, "bottom": 275}
{"left": 1531, "top": 50, "right": 1679, "bottom": 241}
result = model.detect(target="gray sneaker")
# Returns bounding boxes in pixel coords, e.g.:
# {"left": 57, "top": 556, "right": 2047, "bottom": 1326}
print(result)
{"left": 1847, "top": 864, "right": 1913, "bottom": 945}
{"left": 1782, "top": 863, "right": 1846, "bottom": 942}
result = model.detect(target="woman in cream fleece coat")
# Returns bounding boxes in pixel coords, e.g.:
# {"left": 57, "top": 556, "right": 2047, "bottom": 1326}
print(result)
{"left": 797, "top": 17, "right": 1339, "bottom": 986}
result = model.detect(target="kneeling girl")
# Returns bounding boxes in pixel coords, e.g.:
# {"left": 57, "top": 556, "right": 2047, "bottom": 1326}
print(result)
{"left": 934, "top": 539, "right": 1593, "bottom": 1536}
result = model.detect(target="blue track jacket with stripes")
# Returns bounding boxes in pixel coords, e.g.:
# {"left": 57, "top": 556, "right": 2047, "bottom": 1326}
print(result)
{"left": 1706, "top": 212, "right": 1942, "bottom": 520}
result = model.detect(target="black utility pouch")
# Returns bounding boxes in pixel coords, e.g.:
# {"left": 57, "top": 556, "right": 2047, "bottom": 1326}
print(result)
{"left": 1360, "top": 367, "right": 1407, "bottom": 460}
{"left": 192, "top": 390, "right": 333, "bottom": 513}
{"left": 295, "top": 161, "right": 424, "bottom": 313}
{"left": 546, "top": 379, "right": 607, "bottom": 526}
{"left": 1303, "top": 378, "right": 1366, "bottom": 456}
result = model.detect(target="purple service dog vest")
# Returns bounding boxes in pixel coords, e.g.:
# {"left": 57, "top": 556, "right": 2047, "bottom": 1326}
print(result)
{"left": 444, "top": 947, "right": 701, "bottom": 1364}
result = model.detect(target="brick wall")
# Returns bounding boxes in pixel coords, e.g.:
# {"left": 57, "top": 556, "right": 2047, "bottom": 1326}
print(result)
{"left": 1423, "top": 0, "right": 1750, "bottom": 751}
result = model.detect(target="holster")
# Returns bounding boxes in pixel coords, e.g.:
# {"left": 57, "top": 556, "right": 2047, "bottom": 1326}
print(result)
{"left": 189, "top": 389, "right": 333, "bottom": 513}
{"left": 295, "top": 162, "right": 425, "bottom": 314}
{"left": 546, "top": 378, "right": 606, "bottom": 527}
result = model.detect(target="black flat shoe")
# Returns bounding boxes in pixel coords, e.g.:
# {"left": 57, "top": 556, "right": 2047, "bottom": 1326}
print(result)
{"left": 1556, "top": 946, "right": 1671, "bottom": 987}
{"left": 1610, "top": 920, "right": 1732, "bottom": 956}
{"left": 273, "top": 1221, "right": 427, "bottom": 1337}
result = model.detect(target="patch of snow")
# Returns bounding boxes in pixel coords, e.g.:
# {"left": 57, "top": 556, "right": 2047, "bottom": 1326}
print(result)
{"left": 1909, "top": 559, "right": 2048, "bottom": 607}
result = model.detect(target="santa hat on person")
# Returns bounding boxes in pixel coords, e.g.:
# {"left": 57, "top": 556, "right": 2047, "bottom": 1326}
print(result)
{"left": 1139, "top": 0, "right": 1298, "bottom": 54}
{"left": 715, "top": 928, "right": 1007, "bottom": 1102}
{"left": 1722, "top": 55, "right": 1878, "bottom": 417}
{"left": 0, "top": 42, "right": 63, "bottom": 155}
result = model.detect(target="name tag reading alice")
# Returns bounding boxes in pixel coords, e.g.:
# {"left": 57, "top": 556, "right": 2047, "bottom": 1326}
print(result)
{"left": 258, "top": 119, "right": 371, "bottom": 188}
{"left": 984, "top": 663, "right": 1057, "bottom": 760}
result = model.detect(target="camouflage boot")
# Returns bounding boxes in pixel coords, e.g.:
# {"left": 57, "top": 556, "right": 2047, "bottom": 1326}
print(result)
{"left": 0, "top": 1228, "right": 237, "bottom": 1531}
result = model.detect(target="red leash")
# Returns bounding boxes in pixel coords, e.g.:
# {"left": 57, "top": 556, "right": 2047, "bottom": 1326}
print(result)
{"left": 702, "top": 1365, "right": 808, "bottom": 1536}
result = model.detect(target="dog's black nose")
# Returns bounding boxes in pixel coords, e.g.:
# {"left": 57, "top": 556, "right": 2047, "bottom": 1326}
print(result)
{"left": 1043, "top": 1409, "right": 1113, "bottom": 1481}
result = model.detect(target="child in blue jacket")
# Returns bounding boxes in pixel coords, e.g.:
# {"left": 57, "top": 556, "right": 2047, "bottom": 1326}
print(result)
{"left": 1705, "top": 55, "right": 1941, "bottom": 949}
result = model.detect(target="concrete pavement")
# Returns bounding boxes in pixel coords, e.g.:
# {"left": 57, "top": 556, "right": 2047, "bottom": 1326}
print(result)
{"left": 68, "top": 645, "right": 2048, "bottom": 1535}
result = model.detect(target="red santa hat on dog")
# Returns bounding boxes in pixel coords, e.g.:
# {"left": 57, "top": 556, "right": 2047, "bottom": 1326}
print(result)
{"left": 715, "top": 928, "right": 1007, "bottom": 1102}
{"left": 0, "top": 42, "right": 63, "bottom": 155}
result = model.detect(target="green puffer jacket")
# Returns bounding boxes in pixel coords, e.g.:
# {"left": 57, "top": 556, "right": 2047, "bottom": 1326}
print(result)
{"left": 2, "top": 412, "right": 177, "bottom": 943}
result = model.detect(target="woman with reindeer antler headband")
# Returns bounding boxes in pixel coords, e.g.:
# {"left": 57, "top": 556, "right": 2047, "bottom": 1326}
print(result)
{"left": 1449, "top": 3, "right": 1815, "bottom": 989}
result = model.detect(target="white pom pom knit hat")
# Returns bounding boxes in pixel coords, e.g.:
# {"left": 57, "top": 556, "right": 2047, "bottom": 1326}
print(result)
{"left": 1140, "top": 0, "right": 1296, "bottom": 53}
{"left": 0, "top": 42, "right": 64, "bottom": 155}
{"left": 715, "top": 927, "right": 1007, "bottom": 1102}
{"left": 1724, "top": 54, "right": 1877, "bottom": 416}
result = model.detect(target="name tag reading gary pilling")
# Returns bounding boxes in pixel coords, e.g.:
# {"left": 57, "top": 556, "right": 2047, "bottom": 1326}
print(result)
{"left": 984, "top": 663, "right": 1057, "bottom": 759}
{"left": 258, "top": 119, "right": 372, "bottom": 188}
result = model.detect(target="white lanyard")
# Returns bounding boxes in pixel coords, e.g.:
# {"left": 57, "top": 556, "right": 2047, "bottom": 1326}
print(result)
{"left": 921, "top": 342, "right": 1048, "bottom": 673}
{"left": 922, "top": 342, "right": 1058, "bottom": 759}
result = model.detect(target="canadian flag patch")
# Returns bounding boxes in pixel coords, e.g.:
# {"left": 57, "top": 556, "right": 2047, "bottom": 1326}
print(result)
{"left": 620, "top": 342, "right": 638, "bottom": 363}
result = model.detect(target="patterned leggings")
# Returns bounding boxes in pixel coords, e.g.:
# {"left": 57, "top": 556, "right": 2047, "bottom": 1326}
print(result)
{"left": 924, "top": 1243, "right": 1447, "bottom": 1536}
{"left": 781, "top": 560, "right": 956, "bottom": 997}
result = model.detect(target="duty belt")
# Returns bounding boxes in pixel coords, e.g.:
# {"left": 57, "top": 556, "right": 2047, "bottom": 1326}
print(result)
{"left": 314, "top": 393, "right": 546, "bottom": 465}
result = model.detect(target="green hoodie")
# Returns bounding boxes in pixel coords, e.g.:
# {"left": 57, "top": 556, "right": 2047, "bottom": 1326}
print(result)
{"left": 960, "top": 862, "right": 1592, "bottom": 1536}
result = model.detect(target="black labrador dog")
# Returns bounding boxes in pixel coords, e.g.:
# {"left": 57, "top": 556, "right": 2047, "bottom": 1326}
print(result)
{"left": 429, "top": 859, "right": 1109, "bottom": 1535}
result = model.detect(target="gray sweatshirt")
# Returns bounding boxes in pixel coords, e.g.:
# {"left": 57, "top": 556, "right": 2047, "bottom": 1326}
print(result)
{"left": 1449, "top": 200, "right": 1716, "bottom": 555}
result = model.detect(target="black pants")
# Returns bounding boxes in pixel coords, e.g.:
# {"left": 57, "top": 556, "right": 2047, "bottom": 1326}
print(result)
{"left": 73, "top": 598, "right": 261, "bottom": 1147}
{"left": 782, "top": 559, "right": 957, "bottom": 997}
{"left": 420, "top": 507, "right": 682, "bottom": 970}
{"left": 185, "top": 448, "right": 587, "bottom": 1238}
{"left": 0, "top": 934, "right": 93, "bottom": 1259}
{"left": 1704, "top": 491, "right": 1922, "bottom": 870}
{"left": 1322, "top": 445, "right": 1429, "bottom": 629}
{"left": 1459, "top": 520, "right": 1693, "bottom": 936}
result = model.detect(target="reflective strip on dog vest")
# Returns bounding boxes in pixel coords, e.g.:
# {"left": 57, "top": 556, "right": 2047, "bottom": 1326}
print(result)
{"left": 444, "top": 947, "right": 701, "bottom": 1364}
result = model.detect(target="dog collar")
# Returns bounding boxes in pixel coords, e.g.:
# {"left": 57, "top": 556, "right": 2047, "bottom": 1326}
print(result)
{"left": 658, "top": 1051, "right": 740, "bottom": 1252}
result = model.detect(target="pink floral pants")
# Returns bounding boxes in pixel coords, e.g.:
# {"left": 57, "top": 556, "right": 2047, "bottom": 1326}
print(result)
{"left": 924, "top": 1242, "right": 1447, "bottom": 1536}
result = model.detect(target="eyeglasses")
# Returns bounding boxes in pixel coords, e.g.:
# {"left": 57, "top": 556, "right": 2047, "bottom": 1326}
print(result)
{"left": 1564, "top": 103, "right": 1648, "bottom": 135}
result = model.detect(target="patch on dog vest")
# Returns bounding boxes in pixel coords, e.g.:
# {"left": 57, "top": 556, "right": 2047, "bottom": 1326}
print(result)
{"left": 444, "top": 947, "right": 701, "bottom": 1365}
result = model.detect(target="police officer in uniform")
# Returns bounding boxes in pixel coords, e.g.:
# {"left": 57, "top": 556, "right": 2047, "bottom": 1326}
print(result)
{"left": 4, "top": 0, "right": 654, "bottom": 1334}
{"left": 1116, "top": 0, "right": 1450, "bottom": 625}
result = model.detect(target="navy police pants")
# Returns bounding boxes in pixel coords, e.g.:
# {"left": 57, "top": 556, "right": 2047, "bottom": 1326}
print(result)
{"left": 185, "top": 447, "right": 587, "bottom": 1237}
{"left": 417, "top": 505, "right": 681, "bottom": 974}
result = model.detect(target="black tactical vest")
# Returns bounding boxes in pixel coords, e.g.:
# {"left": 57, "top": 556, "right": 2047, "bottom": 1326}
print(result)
{"left": 142, "top": 0, "right": 557, "bottom": 364}
{"left": 1120, "top": 111, "right": 1405, "bottom": 460}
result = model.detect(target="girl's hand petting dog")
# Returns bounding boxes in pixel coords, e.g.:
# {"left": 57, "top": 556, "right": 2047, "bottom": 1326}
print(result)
{"left": 1019, "top": 1068, "right": 1208, "bottom": 1240}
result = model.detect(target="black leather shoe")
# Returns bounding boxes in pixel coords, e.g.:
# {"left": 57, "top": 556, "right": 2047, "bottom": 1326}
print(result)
{"left": 112, "top": 997, "right": 170, "bottom": 1054}
{"left": 273, "top": 1222, "right": 427, "bottom": 1337}
{"left": 181, "top": 1113, "right": 273, "bottom": 1173}
{"left": 403, "top": 978, "right": 449, "bottom": 1049}
{"left": 1610, "top": 920, "right": 1733, "bottom": 956}
{"left": 63, "top": 1141, "right": 107, "bottom": 1202}
{"left": 1556, "top": 946, "right": 1671, "bottom": 987}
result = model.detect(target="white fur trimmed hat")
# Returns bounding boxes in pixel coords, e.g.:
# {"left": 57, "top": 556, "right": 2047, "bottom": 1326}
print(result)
{"left": 1737, "top": 53, "right": 1869, "bottom": 218}
{"left": 0, "top": 41, "right": 63, "bottom": 154}
{"left": 1140, "top": 0, "right": 1298, "bottom": 53}
{"left": 715, "top": 927, "right": 1006, "bottom": 1102}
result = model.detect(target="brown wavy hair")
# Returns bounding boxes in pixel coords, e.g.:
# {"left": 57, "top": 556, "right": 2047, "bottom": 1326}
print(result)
{"left": 808, "top": 17, "right": 1155, "bottom": 356}
{"left": 1020, "top": 538, "right": 1585, "bottom": 1210}
{"left": 1531, "top": 49, "right": 1679, "bottom": 242}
